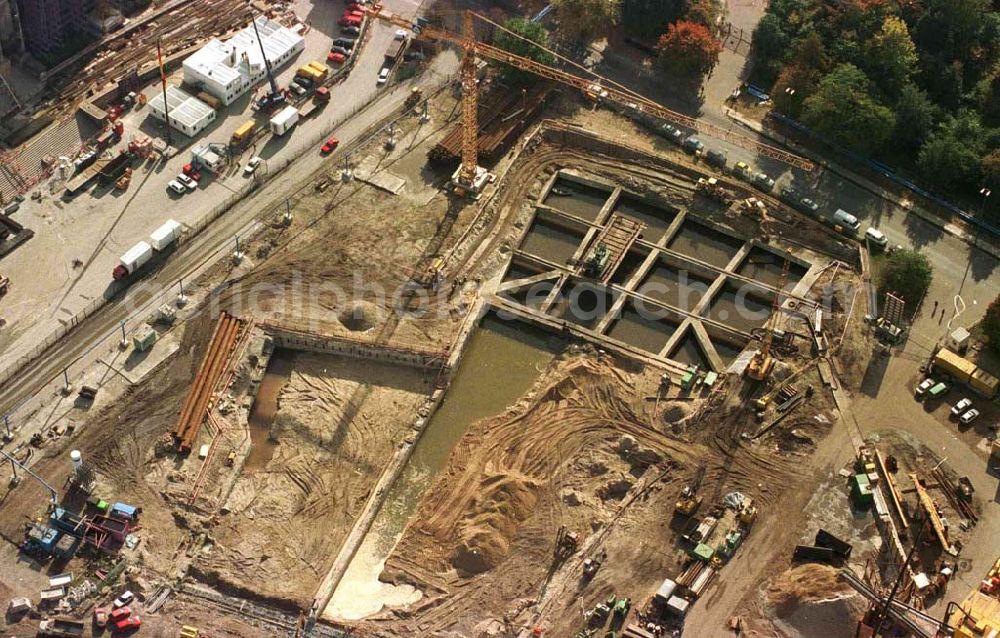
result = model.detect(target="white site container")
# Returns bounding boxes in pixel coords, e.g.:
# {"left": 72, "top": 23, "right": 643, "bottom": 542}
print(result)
{"left": 269, "top": 105, "right": 300, "bottom": 136}
{"left": 149, "top": 219, "right": 182, "bottom": 251}
{"left": 115, "top": 241, "right": 153, "bottom": 279}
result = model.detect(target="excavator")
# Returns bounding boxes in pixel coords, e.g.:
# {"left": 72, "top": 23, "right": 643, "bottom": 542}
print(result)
{"left": 745, "top": 259, "right": 790, "bottom": 382}
{"left": 675, "top": 464, "right": 706, "bottom": 517}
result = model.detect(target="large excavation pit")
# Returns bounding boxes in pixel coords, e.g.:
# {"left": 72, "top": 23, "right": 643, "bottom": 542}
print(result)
{"left": 521, "top": 217, "right": 585, "bottom": 265}
{"left": 612, "top": 195, "right": 678, "bottom": 242}
{"left": 542, "top": 175, "right": 613, "bottom": 221}
{"left": 666, "top": 220, "right": 744, "bottom": 268}
{"left": 606, "top": 302, "right": 681, "bottom": 354}
{"left": 703, "top": 282, "right": 775, "bottom": 333}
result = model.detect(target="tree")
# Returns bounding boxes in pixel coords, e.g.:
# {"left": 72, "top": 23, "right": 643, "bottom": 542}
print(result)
{"left": 683, "top": 0, "right": 718, "bottom": 28}
{"left": 982, "top": 294, "right": 1000, "bottom": 355}
{"left": 800, "top": 64, "right": 895, "bottom": 153}
{"left": 655, "top": 20, "right": 722, "bottom": 79}
{"left": 863, "top": 16, "right": 918, "bottom": 96}
{"left": 620, "top": 0, "right": 684, "bottom": 41}
{"left": 553, "top": 0, "right": 621, "bottom": 42}
{"left": 880, "top": 249, "right": 933, "bottom": 307}
{"left": 915, "top": 0, "right": 990, "bottom": 60}
{"left": 493, "top": 18, "right": 555, "bottom": 84}
{"left": 891, "top": 83, "right": 936, "bottom": 151}
{"left": 752, "top": 14, "right": 790, "bottom": 64}
{"left": 916, "top": 110, "right": 986, "bottom": 191}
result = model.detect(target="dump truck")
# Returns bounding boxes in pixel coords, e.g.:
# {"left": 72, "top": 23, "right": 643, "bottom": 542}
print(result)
{"left": 38, "top": 618, "right": 85, "bottom": 637}
{"left": 385, "top": 37, "right": 407, "bottom": 64}
{"left": 295, "top": 64, "right": 324, "bottom": 83}
{"left": 307, "top": 61, "right": 329, "bottom": 81}
{"left": 113, "top": 219, "right": 181, "bottom": 280}
{"left": 270, "top": 105, "right": 299, "bottom": 136}
{"left": 298, "top": 87, "right": 331, "bottom": 118}
{"left": 230, "top": 120, "right": 256, "bottom": 147}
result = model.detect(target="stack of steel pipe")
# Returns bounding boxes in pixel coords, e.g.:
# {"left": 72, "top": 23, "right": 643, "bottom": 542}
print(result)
{"left": 172, "top": 312, "right": 243, "bottom": 452}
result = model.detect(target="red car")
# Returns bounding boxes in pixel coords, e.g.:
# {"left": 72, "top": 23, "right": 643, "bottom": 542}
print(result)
{"left": 327, "top": 52, "right": 346, "bottom": 64}
{"left": 338, "top": 16, "right": 361, "bottom": 27}
{"left": 321, "top": 137, "right": 340, "bottom": 154}
{"left": 115, "top": 616, "right": 141, "bottom": 632}
{"left": 94, "top": 606, "right": 110, "bottom": 628}
{"left": 109, "top": 606, "right": 131, "bottom": 621}
{"left": 347, "top": 3, "right": 365, "bottom": 12}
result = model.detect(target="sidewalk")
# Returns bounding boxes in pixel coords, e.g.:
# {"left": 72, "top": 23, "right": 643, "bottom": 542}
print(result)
{"left": 725, "top": 107, "right": 1000, "bottom": 261}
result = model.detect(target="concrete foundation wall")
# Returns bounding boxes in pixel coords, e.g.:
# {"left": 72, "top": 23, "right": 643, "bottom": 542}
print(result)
{"left": 268, "top": 328, "right": 448, "bottom": 371}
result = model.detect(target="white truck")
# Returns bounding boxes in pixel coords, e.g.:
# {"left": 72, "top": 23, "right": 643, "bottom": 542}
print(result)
{"left": 270, "top": 105, "right": 300, "bottom": 136}
{"left": 113, "top": 219, "right": 181, "bottom": 280}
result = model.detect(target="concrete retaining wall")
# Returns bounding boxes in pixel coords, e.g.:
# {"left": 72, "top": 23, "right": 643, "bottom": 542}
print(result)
{"left": 268, "top": 327, "right": 448, "bottom": 371}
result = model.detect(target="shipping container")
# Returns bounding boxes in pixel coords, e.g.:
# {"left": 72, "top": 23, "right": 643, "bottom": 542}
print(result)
{"left": 933, "top": 348, "right": 977, "bottom": 383}
{"left": 653, "top": 578, "right": 677, "bottom": 604}
{"left": 149, "top": 219, "right": 181, "bottom": 251}
{"left": 970, "top": 368, "right": 999, "bottom": 397}
{"left": 666, "top": 595, "right": 690, "bottom": 617}
{"left": 114, "top": 241, "right": 153, "bottom": 280}
{"left": 269, "top": 106, "right": 299, "bottom": 136}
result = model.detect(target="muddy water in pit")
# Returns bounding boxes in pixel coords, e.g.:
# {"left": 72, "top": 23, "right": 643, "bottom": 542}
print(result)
{"left": 245, "top": 349, "right": 295, "bottom": 471}
{"left": 325, "top": 316, "right": 559, "bottom": 621}
{"left": 542, "top": 178, "right": 612, "bottom": 221}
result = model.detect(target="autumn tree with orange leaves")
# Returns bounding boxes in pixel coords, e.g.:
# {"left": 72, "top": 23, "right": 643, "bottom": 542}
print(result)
{"left": 655, "top": 20, "right": 722, "bottom": 80}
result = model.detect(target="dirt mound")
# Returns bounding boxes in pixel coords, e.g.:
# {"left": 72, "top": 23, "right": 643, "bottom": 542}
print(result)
{"left": 339, "top": 302, "right": 378, "bottom": 331}
{"left": 451, "top": 471, "right": 542, "bottom": 575}
{"left": 766, "top": 564, "right": 852, "bottom": 617}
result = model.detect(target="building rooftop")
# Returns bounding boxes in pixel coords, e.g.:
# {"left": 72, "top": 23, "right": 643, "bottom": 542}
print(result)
{"left": 148, "top": 86, "right": 215, "bottom": 127}
{"left": 183, "top": 17, "right": 303, "bottom": 86}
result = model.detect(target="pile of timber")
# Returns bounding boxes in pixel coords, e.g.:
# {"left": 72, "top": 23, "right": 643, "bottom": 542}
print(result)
{"left": 428, "top": 83, "right": 554, "bottom": 165}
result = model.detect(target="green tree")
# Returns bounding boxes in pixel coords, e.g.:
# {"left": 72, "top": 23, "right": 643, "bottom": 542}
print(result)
{"left": 915, "top": 0, "right": 989, "bottom": 60}
{"left": 800, "top": 64, "right": 895, "bottom": 153}
{"left": 880, "top": 249, "right": 934, "bottom": 307}
{"left": 493, "top": 18, "right": 555, "bottom": 84}
{"left": 655, "top": 20, "right": 722, "bottom": 79}
{"left": 982, "top": 294, "right": 1000, "bottom": 355}
{"left": 752, "top": 14, "right": 790, "bottom": 64}
{"left": 553, "top": 0, "right": 622, "bottom": 42}
{"left": 891, "top": 83, "right": 936, "bottom": 151}
{"left": 916, "top": 110, "right": 985, "bottom": 191}
{"left": 864, "top": 16, "right": 918, "bottom": 96}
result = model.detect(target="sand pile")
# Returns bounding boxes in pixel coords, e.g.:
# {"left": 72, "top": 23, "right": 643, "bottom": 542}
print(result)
{"left": 766, "top": 564, "right": 864, "bottom": 638}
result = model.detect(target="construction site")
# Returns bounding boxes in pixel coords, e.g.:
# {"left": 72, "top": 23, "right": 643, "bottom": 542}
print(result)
{"left": 1, "top": 5, "right": 999, "bottom": 638}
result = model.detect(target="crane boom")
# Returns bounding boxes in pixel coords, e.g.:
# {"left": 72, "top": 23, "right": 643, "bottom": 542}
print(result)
{"left": 372, "top": 10, "right": 815, "bottom": 172}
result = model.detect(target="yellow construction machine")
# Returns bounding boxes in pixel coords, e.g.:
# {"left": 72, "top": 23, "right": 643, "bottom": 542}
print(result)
{"left": 745, "top": 259, "right": 790, "bottom": 382}
{"left": 675, "top": 465, "right": 706, "bottom": 516}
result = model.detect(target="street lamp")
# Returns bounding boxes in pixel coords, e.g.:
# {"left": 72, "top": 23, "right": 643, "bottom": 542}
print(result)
{"left": 784, "top": 87, "right": 795, "bottom": 96}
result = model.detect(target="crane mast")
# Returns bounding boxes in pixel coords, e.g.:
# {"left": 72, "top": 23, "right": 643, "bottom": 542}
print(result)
{"left": 368, "top": 8, "right": 815, "bottom": 185}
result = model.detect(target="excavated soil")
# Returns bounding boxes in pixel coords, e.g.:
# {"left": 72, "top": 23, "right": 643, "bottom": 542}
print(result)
{"left": 197, "top": 352, "right": 432, "bottom": 604}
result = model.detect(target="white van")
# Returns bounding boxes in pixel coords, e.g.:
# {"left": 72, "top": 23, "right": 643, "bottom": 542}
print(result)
{"left": 833, "top": 209, "right": 860, "bottom": 233}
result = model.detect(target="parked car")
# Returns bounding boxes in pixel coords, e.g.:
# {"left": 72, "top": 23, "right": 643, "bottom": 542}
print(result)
{"left": 94, "top": 606, "right": 110, "bottom": 628}
{"left": 289, "top": 82, "right": 306, "bottom": 96}
{"left": 110, "top": 606, "right": 131, "bottom": 621}
{"left": 330, "top": 45, "right": 352, "bottom": 57}
{"left": 864, "top": 227, "right": 888, "bottom": 249}
{"left": 833, "top": 208, "right": 861, "bottom": 234}
{"left": 341, "top": 25, "right": 361, "bottom": 35}
{"left": 176, "top": 173, "right": 198, "bottom": 191}
{"left": 167, "top": 180, "right": 186, "bottom": 195}
{"left": 951, "top": 398, "right": 973, "bottom": 417}
{"left": 321, "top": 136, "right": 340, "bottom": 154}
{"left": 115, "top": 616, "right": 141, "bottom": 632}
{"left": 915, "top": 378, "right": 935, "bottom": 397}
{"left": 732, "top": 161, "right": 752, "bottom": 180}
{"left": 960, "top": 408, "right": 981, "bottom": 425}
{"left": 705, "top": 150, "right": 727, "bottom": 169}
{"left": 796, "top": 197, "right": 820, "bottom": 216}
{"left": 339, "top": 16, "right": 361, "bottom": 27}
{"left": 682, "top": 135, "right": 704, "bottom": 154}
{"left": 113, "top": 591, "right": 134, "bottom": 608}
{"left": 752, "top": 172, "right": 775, "bottom": 191}
{"left": 243, "top": 156, "right": 262, "bottom": 176}
{"left": 377, "top": 67, "right": 390, "bottom": 85}
{"left": 333, "top": 37, "right": 356, "bottom": 47}
{"left": 327, "top": 51, "right": 347, "bottom": 64}
{"left": 660, "top": 124, "right": 684, "bottom": 145}
{"left": 294, "top": 75, "right": 314, "bottom": 89}
{"left": 394, "top": 29, "right": 408, "bottom": 40}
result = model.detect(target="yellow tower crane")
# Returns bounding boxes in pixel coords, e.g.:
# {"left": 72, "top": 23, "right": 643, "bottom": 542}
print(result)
{"left": 366, "top": 8, "right": 815, "bottom": 195}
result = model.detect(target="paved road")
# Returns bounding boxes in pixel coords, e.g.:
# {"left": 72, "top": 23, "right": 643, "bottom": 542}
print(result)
{"left": 0, "top": 50, "right": 459, "bottom": 429}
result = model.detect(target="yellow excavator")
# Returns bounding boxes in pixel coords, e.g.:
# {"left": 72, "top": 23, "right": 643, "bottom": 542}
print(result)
{"left": 675, "top": 465, "right": 706, "bottom": 516}
{"left": 746, "top": 259, "right": 790, "bottom": 382}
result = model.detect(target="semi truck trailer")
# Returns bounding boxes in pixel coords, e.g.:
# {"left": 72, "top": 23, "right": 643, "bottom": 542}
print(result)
{"left": 112, "top": 219, "right": 181, "bottom": 280}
